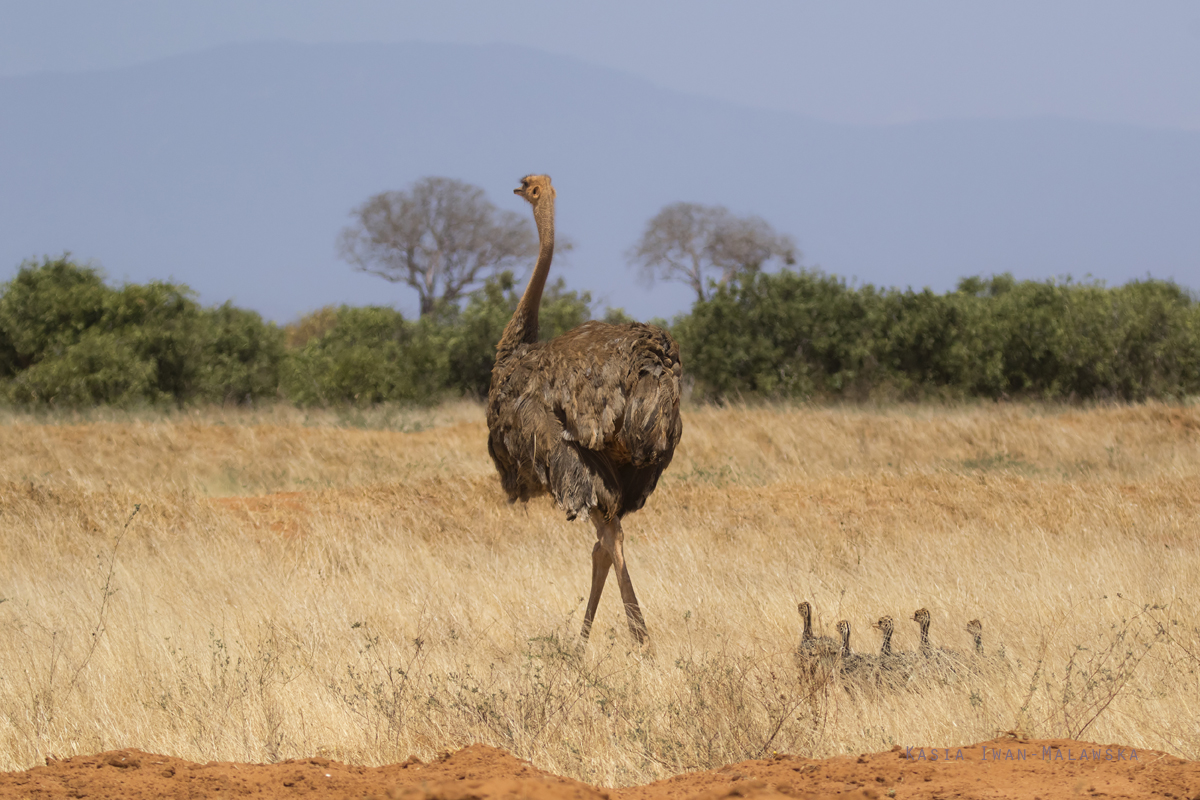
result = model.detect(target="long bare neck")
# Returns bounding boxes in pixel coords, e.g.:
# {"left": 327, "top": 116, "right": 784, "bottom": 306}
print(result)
{"left": 497, "top": 196, "right": 555, "bottom": 358}
{"left": 879, "top": 625, "right": 893, "bottom": 656}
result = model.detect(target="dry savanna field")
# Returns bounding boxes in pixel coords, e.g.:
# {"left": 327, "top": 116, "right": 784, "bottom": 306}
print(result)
{"left": 0, "top": 401, "right": 1198, "bottom": 787}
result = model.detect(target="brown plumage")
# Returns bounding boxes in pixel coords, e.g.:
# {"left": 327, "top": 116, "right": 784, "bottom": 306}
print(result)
{"left": 797, "top": 601, "right": 840, "bottom": 658}
{"left": 872, "top": 615, "right": 916, "bottom": 689}
{"left": 911, "top": 607, "right": 964, "bottom": 679}
{"left": 487, "top": 175, "right": 683, "bottom": 646}
{"left": 966, "top": 618, "right": 984, "bottom": 656}
{"left": 794, "top": 601, "right": 839, "bottom": 682}
{"left": 835, "top": 620, "right": 874, "bottom": 681}
{"left": 964, "top": 618, "right": 1008, "bottom": 673}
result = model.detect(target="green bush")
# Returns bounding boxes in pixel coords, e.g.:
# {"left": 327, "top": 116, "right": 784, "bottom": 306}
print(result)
{"left": 280, "top": 306, "right": 449, "bottom": 406}
{"left": 197, "top": 303, "right": 286, "bottom": 404}
{"left": 5, "top": 256, "right": 1194, "bottom": 408}
{"left": 1108, "top": 280, "right": 1200, "bottom": 401}
{"left": 677, "top": 269, "right": 1200, "bottom": 402}
{"left": 6, "top": 329, "right": 159, "bottom": 406}
{"left": 675, "top": 270, "right": 886, "bottom": 399}
{"left": 0, "top": 257, "right": 283, "bottom": 407}
{"left": 0, "top": 257, "right": 109, "bottom": 376}
{"left": 103, "top": 278, "right": 207, "bottom": 400}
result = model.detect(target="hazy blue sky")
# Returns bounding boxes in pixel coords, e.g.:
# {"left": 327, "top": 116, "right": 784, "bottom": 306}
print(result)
{"left": 2, "top": 3, "right": 1197, "bottom": 321}
{"left": 4, "top": 1, "right": 1200, "bottom": 130}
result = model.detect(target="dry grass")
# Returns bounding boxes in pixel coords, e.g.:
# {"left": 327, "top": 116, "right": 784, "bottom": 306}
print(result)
{"left": 1, "top": 400, "right": 1198, "bottom": 785}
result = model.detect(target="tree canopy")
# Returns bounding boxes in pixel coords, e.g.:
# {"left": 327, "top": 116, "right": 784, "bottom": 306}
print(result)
{"left": 337, "top": 177, "right": 538, "bottom": 317}
{"left": 627, "top": 202, "right": 797, "bottom": 302}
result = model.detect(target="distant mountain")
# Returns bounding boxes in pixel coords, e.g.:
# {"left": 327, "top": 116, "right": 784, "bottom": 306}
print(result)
{"left": 2, "top": 41, "right": 1197, "bottom": 323}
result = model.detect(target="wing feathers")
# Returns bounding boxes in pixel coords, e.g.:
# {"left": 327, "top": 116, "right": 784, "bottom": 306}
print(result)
{"left": 486, "top": 321, "right": 682, "bottom": 520}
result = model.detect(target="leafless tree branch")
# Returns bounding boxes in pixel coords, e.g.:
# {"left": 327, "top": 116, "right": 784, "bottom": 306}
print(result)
{"left": 627, "top": 202, "right": 797, "bottom": 302}
{"left": 338, "top": 177, "right": 538, "bottom": 316}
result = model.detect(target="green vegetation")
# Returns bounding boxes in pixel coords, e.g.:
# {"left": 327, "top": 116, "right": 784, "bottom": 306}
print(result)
{"left": 0, "top": 258, "right": 591, "bottom": 408}
{"left": 676, "top": 270, "right": 1200, "bottom": 402}
{"left": 0, "top": 258, "right": 283, "bottom": 406}
{"left": 2, "top": 257, "right": 1196, "bottom": 408}
{"left": 280, "top": 271, "right": 590, "bottom": 406}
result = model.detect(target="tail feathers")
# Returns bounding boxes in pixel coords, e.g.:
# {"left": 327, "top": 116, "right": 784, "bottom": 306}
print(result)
{"left": 624, "top": 365, "right": 681, "bottom": 467}
{"left": 548, "top": 441, "right": 619, "bottom": 520}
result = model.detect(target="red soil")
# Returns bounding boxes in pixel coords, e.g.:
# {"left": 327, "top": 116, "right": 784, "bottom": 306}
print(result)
{"left": 2, "top": 737, "right": 1196, "bottom": 800}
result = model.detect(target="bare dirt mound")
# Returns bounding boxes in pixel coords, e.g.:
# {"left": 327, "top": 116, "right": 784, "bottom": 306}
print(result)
{"left": 2, "top": 738, "right": 1197, "bottom": 800}
{"left": 0, "top": 745, "right": 599, "bottom": 800}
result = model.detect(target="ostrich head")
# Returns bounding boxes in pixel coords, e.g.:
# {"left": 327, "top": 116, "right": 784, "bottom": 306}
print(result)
{"left": 797, "top": 601, "right": 815, "bottom": 638}
{"left": 966, "top": 619, "right": 984, "bottom": 652}
{"left": 912, "top": 608, "right": 931, "bottom": 627}
{"left": 514, "top": 174, "right": 555, "bottom": 206}
{"left": 836, "top": 620, "right": 851, "bottom": 655}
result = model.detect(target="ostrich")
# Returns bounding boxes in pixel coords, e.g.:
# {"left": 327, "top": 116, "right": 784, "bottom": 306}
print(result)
{"left": 487, "top": 175, "right": 683, "bottom": 646}
{"left": 797, "top": 601, "right": 839, "bottom": 658}
{"left": 966, "top": 619, "right": 985, "bottom": 656}
{"left": 794, "top": 601, "right": 840, "bottom": 681}
{"left": 911, "top": 607, "right": 964, "bottom": 679}
{"left": 835, "top": 619, "right": 873, "bottom": 679}
{"left": 872, "top": 615, "right": 916, "bottom": 689}
{"left": 964, "top": 618, "right": 1008, "bottom": 673}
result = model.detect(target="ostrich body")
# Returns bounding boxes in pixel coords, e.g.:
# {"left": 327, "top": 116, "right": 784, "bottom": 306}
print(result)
{"left": 964, "top": 618, "right": 1008, "bottom": 673}
{"left": 794, "top": 601, "right": 839, "bottom": 680}
{"left": 835, "top": 619, "right": 873, "bottom": 679}
{"left": 911, "top": 607, "right": 964, "bottom": 678}
{"left": 487, "top": 175, "right": 683, "bottom": 646}
{"left": 872, "top": 615, "right": 916, "bottom": 689}
{"left": 797, "top": 601, "right": 839, "bottom": 658}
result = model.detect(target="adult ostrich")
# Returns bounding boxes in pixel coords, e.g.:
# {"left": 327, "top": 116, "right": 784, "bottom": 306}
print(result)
{"left": 487, "top": 174, "right": 683, "bottom": 646}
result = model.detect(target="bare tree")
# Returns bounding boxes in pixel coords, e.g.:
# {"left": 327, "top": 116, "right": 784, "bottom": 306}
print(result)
{"left": 338, "top": 177, "right": 538, "bottom": 317}
{"left": 627, "top": 202, "right": 797, "bottom": 302}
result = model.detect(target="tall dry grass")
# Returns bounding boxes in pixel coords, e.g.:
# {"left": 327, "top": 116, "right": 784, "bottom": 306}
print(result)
{"left": 1, "top": 400, "right": 1198, "bottom": 784}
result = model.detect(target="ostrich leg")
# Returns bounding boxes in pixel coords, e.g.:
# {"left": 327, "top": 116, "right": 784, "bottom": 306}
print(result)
{"left": 614, "top": 534, "right": 652, "bottom": 647}
{"left": 581, "top": 537, "right": 612, "bottom": 641}
{"left": 583, "top": 513, "right": 648, "bottom": 645}
{"left": 607, "top": 517, "right": 649, "bottom": 644}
